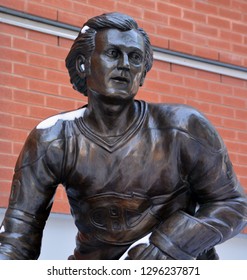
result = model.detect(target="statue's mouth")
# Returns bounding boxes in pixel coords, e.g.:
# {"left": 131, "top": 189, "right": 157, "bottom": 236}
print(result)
{"left": 111, "top": 76, "right": 130, "bottom": 84}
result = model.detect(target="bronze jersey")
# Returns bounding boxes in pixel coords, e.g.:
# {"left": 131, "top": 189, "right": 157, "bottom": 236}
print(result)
{"left": 1, "top": 101, "right": 246, "bottom": 259}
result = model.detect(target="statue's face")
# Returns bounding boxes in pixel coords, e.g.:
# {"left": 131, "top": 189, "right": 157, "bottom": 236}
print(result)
{"left": 86, "top": 28, "right": 145, "bottom": 101}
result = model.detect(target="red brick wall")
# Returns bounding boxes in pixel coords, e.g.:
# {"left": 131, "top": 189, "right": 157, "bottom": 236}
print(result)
{"left": 0, "top": 0, "right": 246, "bottom": 227}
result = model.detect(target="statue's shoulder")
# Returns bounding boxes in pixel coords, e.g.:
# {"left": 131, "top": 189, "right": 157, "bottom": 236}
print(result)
{"left": 147, "top": 102, "right": 223, "bottom": 150}
{"left": 16, "top": 108, "right": 86, "bottom": 168}
{"left": 33, "top": 107, "right": 85, "bottom": 140}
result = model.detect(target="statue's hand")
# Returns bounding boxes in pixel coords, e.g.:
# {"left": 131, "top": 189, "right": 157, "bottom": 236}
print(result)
{"left": 125, "top": 243, "right": 174, "bottom": 260}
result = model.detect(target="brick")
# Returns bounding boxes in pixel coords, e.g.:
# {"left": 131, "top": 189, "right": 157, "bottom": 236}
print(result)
{"left": 237, "top": 131, "right": 247, "bottom": 142}
{"left": 58, "top": 38, "right": 74, "bottom": 49}
{"left": 13, "top": 142, "right": 24, "bottom": 156}
{"left": 153, "top": 60, "right": 170, "bottom": 72}
{"left": 28, "top": 53, "right": 59, "bottom": 70}
{"left": 171, "top": 64, "right": 197, "bottom": 77}
{"left": 156, "top": 26, "right": 181, "bottom": 40}
{"left": 204, "top": 114, "right": 223, "bottom": 127}
{"left": 0, "top": 168, "right": 14, "bottom": 181}
{"left": 57, "top": 10, "right": 87, "bottom": 27}
{"left": 159, "top": 94, "right": 186, "bottom": 104}
{"left": 13, "top": 37, "right": 46, "bottom": 54}
{"left": 223, "top": 96, "right": 246, "bottom": 109}
{"left": 27, "top": 2, "right": 57, "bottom": 20}
{"left": 235, "top": 109, "right": 247, "bottom": 120}
{"left": 184, "top": 77, "right": 210, "bottom": 91}
{"left": 0, "top": 113, "right": 13, "bottom": 127}
{"left": 223, "top": 118, "right": 247, "bottom": 131}
{"left": 13, "top": 116, "right": 39, "bottom": 131}
{"left": 233, "top": 87, "right": 247, "bottom": 99}
{"left": 137, "top": 20, "right": 157, "bottom": 36}
{"left": 181, "top": 32, "right": 208, "bottom": 46}
{"left": 234, "top": 165, "right": 247, "bottom": 177}
{"left": 221, "top": 76, "right": 246, "bottom": 87}
{"left": 218, "top": 7, "right": 243, "bottom": 21}
{"left": 0, "top": 86, "right": 13, "bottom": 100}
{"left": 195, "top": 2, "right": 218, "bottom": 15}
{"left": 231, "top": 0, "right": 247, "bottom": 14}
{"left": 232, "top": 22, "right": 247, "bottom": 34}
{"left": 158, "top": 72, "right": 183, "bottom": 85}
{"left": 0, "top": 140, "right": 12, "bottom": 154}
{"left": 169, "top": 40, "right": 194, "bottom": 55}
{"left": 29, "top": 105, "right": 59, "bottom": 120}
{"left": 183, "top": 10, "right": 207, "bottom": 23}
{"left": 45, "top": 95, "right": 77, "bottom": 111}
{"left": 197, "top": 91, "right": 222, "bottom": 105}
{"left": 42, "top": 0, "right": 73, "bottom": 10}
{"left": 210, "top": 104, "right": 234, "bottom": 118}
{"left": 143, "top": 10, "right": 168, "bottom": 24}
{"left": 217, "top": 127, "right": 237, "bottom": 141}
{"left": 13, "top": 89, "right": 45, "bottom": 106}
{"left": 209, "top": 82, "right": 233, "bottom": 96}
{"left": 14, "top": 63, "right": 45, "bottom": 80}
{"left": 237, "top": 154, "right": 247, "bottom": 166}
{"left": 196, "top": 70, "right": 221, "bottom": 82}
{"left": 0, "top": 48, "right": 27, "bottom": 64}
{"left": 0, "top": 127, "right": 28, "bottom": 143}
{"left": 167, "top": 0, "right": 194, "bottom": 8}
{"left": 195, "top": 24, "right": 218, "bottom": 37}
{"left": 130, "top": 0, "right": 155, "bottom": 10}
{"left": 29, "top": 79, "right": 59, "bottom": 95}
{"left": 208, "top": 38, "right": 231, "bottom": 51}
{"left": 55, "top": 185, "right": 66, "bottom": 200}
{"left": 0, "top": 73, "right": 28, "bottom": 91}
{"left": 194, "top": 46, "right": 219, "bottom": 61}
{"left": 232, "top": 44, "right": 247, "bottom": 56}
{"left": 208, "top": 0, "right": 231, "bottom": 6}
{"left": 116, "top": 2, "right": 144, "bottom": 19}
{"left": 150, "top": 35, "right": 169, "bottom": 49}
{"left": 88, "top": 0, "right": 116, "bottom": 10}
{"left": 0, "top": 23, "right": 27, "bottom": 37}
{"left": 0, "top": 195, "right": 10, "bottom": 208}
{"left": 172, "top": 86, "right": 197, "bottom": 100}
{"left": 27, "top": 30, "right": 58, "bottom": 45}
{"left": 51, "top": 200, "right": 70, "bottom": 214}
{"left": 219, "top": 30, "right": 243, "bottom": 45}
{"left": 156, "top": 2, "right": 182, "bottom": 17}
{"left": 0, "top": 0, "right": 25, "bottom": 12}
{"left": 219, "top": 52, "right": 245, "bottom": 67}
{"left": 45, "top": 45, "right": 68, "bottom": 59}
{"left": 72, "top": 1, "right": 95, "bottom": 16}
{"left": 59, "top": 85, "right": 82, "bottom": 100}
{"left": 170, "top": 18, "right": 194, "bottom": 32}
{"left": 45, "top": 69, "right": 69, "bottom": 85}
{"left": 137, "top": 89, "right": 160, "bottom": 103}
{"left": 0, "top": 34, "right": 11, "bottom": 47}
{"left": 207, "top": 16, "right": 231, "bottom": 30}
{"left": 145, "top": 80, "right": 171, "bottom": 95}
{"left": 0, "top": 60, "right": 12, "bottom": 73}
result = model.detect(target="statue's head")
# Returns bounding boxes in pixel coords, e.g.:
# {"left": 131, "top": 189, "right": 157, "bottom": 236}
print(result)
{"left": 65, "top": 12, "right": 153, "bottom": 96}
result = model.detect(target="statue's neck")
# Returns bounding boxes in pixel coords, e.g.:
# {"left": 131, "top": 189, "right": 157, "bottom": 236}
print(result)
{"left": 84, "top": 90, "right": 138, "bottom": 137}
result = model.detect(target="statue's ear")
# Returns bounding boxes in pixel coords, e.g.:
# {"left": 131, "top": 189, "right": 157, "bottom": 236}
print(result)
{"left": 139, "top": 71, "right": 146, "bottom": 87}
{"left": 76, "top": 55, "right": 87, "bottom": 78}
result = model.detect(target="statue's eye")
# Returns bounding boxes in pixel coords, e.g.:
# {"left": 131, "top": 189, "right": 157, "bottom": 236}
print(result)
{"left": 106, "top": 49, "right": 119, "bottom": 58}
{"left": 129, "top": 52, "right": 143, "bottom": 64}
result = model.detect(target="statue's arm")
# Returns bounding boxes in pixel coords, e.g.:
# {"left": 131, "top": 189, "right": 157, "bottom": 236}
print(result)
{"left": 0, "top": 126, "right": 64, "bottom": 259}
{"left": 126, "top": 110, "right": 247, "bottom": 260}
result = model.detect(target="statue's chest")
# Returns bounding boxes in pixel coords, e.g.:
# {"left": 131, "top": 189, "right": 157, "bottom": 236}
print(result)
{"left": 66, "top": 132, "right": 181, "bottom": 198}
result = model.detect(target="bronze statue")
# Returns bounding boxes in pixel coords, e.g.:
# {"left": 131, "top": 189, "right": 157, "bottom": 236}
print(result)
{"left": 0, "top": 12, "right": 246, "bottom": 260}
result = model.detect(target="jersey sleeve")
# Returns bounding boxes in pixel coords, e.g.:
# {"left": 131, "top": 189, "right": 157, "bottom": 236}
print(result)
{"left": 0, "top": 121, "right": 65, "bottom": 259}
{"left": 150, "top": 110, "right": 247, "bottom": 259}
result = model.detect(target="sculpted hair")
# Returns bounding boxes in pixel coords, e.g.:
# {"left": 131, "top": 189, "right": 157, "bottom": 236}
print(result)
{"left": 65, "top": 12, "right": 153, "bottom": 96}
